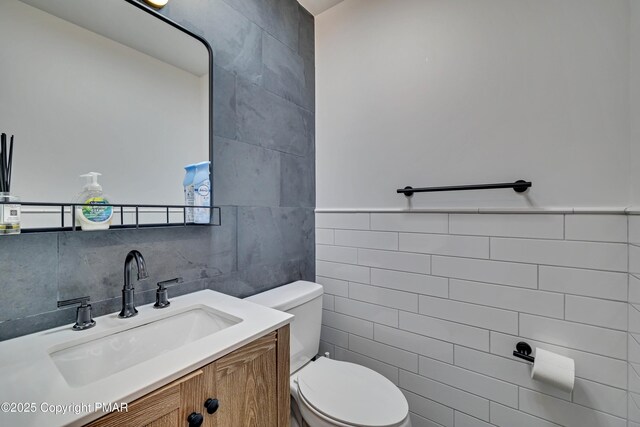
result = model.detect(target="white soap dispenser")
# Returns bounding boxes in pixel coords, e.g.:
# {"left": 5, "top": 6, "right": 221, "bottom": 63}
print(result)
{"left": 75, "top": 172, "right": 113, "bottom": 231}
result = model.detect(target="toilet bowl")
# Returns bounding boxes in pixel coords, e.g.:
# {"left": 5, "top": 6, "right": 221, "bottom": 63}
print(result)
{"left": 245, "top": 281, "right": 411, "bottom": 427}
{"left": 292, "top": 357, "right": 411, "bottom": 427}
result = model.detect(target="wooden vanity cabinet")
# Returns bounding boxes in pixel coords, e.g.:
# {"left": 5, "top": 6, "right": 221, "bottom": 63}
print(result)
{"left": 86, "top": 325, "right": 290, "bottom": 427}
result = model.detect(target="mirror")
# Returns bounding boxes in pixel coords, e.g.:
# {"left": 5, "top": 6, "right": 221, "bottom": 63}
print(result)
{"left": 0, "top": 0, "right": 212, "bottom": 228}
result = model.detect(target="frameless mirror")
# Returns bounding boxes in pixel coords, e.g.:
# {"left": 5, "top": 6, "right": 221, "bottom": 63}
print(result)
{"left": 0, "top": 0, "right": 212, "bottom": 228}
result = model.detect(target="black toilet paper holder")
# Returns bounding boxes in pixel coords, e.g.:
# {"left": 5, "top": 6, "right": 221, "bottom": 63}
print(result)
{"left": 513, "top": 342, "right": 535, "bottom": 363}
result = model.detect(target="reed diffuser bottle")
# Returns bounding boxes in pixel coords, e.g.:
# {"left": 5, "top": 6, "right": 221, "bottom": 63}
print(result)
{"left": 0, "top": 133, "right": 20, "bottom": 235}
{"left": 0, "top": 193, "right": 20, "bottom": 235}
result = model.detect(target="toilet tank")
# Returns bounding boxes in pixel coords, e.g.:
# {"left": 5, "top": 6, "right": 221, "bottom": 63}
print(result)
{"left": 245, "top": 281, "right": 323, "bottom": 374}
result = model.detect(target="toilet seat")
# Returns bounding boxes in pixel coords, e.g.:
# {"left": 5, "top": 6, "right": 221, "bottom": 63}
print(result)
{"left": 294, "top": 358, "right": 409, "bottom": 427}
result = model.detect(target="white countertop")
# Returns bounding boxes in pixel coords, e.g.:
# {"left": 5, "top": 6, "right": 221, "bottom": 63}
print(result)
{"left": 0, "top": 290, "right": 293, "bottom": 426}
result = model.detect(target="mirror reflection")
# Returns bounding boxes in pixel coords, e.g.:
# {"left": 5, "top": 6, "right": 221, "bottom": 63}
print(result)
{"left": 0, "top": 0, "right": 211, "bottom": 227}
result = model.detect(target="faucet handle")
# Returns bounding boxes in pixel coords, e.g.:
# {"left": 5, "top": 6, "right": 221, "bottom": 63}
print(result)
{"left": 154, "top": 278, "right": 181, "bottom": 309}
{"left": 157, "top": 278, "right": 181, "bottom": 288}
{"left": 58, "top": 296, "right": 96, "bottom": 331}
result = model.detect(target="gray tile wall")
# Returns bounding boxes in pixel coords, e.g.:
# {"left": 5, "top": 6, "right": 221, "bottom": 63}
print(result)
{"left": 0, "top": 0, "right": 315, "bottom": 341}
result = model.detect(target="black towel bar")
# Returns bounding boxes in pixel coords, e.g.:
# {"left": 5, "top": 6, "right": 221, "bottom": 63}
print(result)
{"left": 397, "top": 180, "right": 531, "bottom": 197}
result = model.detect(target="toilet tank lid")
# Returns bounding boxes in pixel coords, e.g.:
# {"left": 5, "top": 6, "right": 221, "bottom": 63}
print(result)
{"left": 245, "top": 281, "right": 323, "bottom": 312}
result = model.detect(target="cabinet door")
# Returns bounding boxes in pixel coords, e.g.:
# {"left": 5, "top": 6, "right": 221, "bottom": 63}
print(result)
{"left": 86, "top": 370, "right": 204, "bottom": 427}
{"left": 213, "top": 331, "right": 278, "bottom": 427}
{"left": 206, "top": 326, "right": 289, "bottom": 427}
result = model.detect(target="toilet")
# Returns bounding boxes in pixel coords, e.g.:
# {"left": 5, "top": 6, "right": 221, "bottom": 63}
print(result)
{"left": 245, "top": 281, "right": 411, "bottom": 427}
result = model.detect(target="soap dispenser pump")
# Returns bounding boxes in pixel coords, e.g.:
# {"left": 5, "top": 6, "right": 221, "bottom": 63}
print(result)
{"left": 81, "top": 172, "right": 101, "bottom": 191}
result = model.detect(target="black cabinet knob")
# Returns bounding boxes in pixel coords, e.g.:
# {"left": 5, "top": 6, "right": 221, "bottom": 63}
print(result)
{"left": 187, "top": 412, "right": 204, "bottom": 427}
{"left": 204, "top": 398, "right": 219, "bottom": 414}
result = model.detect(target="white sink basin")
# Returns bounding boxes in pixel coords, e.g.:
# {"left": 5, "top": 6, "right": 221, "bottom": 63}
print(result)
{"left": 0, "top": 289, "right": 292, "bottom": 427}
{"left": 49, "top": 306, "right": 241, "bottom": 387}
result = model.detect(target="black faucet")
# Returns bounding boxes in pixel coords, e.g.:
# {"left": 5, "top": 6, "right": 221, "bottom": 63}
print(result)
{"left": 119, "top": 250, "right": 149, "bottom": 318}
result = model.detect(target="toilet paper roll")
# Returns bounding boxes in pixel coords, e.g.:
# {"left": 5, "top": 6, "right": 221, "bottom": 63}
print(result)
{"left": 530, "top": 348, "right": 575, "bottom": 393}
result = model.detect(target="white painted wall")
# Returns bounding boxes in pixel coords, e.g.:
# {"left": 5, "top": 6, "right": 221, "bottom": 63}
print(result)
{"left": 316, "top": 0, "right": 632, "bottom": 209}
{"left": 0, "top": 0, "right": 208, "bottom": 207}
{"left": 297, "top": 0, "right": 344, "bottom": 16}
{"left": 631, "top": 1, "right": 640, "bottom": 204}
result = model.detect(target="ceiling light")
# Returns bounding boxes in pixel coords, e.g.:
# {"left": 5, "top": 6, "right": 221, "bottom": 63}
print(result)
{"left": 143, "top": 0, "right": 169, "bottom": 9}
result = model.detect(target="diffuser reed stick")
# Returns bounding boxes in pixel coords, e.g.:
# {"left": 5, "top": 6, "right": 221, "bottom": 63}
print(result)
{"left": 0, "top": 133, "right": 14, "bottom": 193}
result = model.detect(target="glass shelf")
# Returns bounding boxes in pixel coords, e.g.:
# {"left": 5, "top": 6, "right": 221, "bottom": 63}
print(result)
{"left": 0, "top": 201, "right": 221, "bottom": 234}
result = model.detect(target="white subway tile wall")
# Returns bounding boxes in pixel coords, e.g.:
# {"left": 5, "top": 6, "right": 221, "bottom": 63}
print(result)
{"left": 316, "top": 212, "right": 631, "bottom": 427}
{"left": 630, "top": 216, "right": 640, "bottom": 425}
